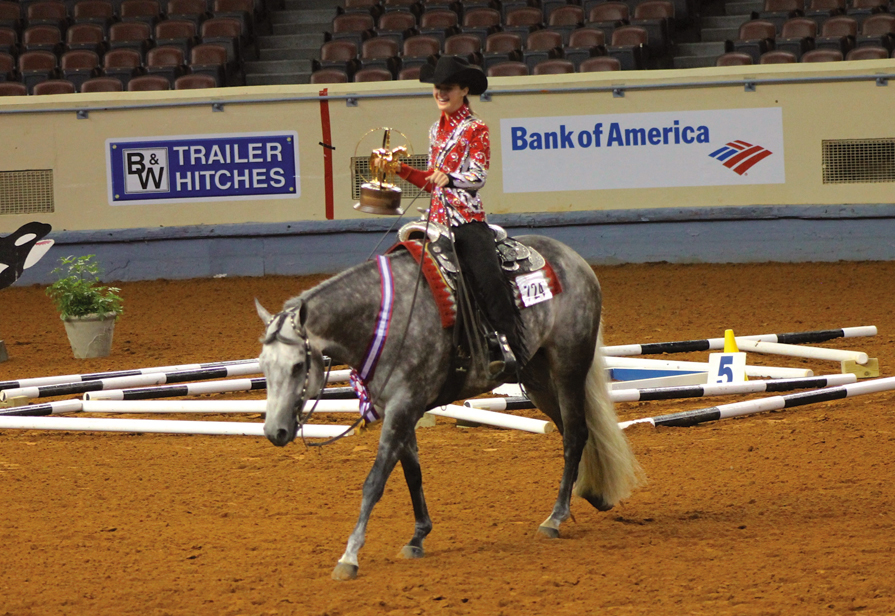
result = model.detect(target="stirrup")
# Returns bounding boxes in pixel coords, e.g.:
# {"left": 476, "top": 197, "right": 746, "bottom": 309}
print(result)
{"left": 487, "top": 332, "right": 517, "bottom": 380}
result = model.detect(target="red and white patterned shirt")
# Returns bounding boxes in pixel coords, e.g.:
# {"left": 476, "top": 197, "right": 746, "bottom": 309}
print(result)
{"left": 399, "top": 103, "right": 490, "bottom": 227}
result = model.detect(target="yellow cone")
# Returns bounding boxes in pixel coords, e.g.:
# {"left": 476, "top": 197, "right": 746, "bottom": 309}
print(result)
{"left": 723, "top": 329, "right": 739, "bottom": 353}
{"left": 723, "top": 329, "right": 747, "bottom": 380}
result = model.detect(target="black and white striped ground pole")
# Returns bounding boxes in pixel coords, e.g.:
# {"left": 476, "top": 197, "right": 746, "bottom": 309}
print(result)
{"left": 619, "top": 375, "right": 895, "bottom": 429}
{"left": 603, "top": 326, "right": 877, "bottom": 356}
{"left": 465, "top": 374, "right": 858, "bottom": 411}
{"left": 84, "top": 380, "right": 357, "bottom": 401}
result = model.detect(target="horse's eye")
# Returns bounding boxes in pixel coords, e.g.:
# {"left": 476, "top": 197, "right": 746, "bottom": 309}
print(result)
{"left": 291, "top": 363, "right": 304, "bottom": 378}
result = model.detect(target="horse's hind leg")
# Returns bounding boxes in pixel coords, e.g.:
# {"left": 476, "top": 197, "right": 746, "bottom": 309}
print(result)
{"left": 397, "top": 430, "right": 432, "bottom": 559}
{"left": 530, "top": 381, "right": 589, "bottom": 539}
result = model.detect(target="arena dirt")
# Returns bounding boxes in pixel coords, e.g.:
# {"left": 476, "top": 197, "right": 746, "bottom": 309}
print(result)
{"left": 1, "top": 262, "right": 893, "bottom": 615}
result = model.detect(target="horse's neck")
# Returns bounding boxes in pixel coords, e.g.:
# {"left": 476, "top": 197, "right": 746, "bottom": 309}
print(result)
{"left": 299, "top": 259, "right": 384, "bottom": 369}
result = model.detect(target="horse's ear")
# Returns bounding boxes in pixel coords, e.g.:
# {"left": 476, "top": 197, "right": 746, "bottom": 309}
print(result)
{"left": 255, "top": 298, "right": 272, "bottom": 324}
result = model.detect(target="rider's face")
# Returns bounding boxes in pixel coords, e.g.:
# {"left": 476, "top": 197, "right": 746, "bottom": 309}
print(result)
{"left": 433, "top": 83, "right": 469, "bottom": 115}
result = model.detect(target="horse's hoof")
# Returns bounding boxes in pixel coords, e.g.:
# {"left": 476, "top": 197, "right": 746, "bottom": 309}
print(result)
{"left": 537, "top": 525, "right": 560, "bottom": 539}
{"left": 331, "top": 562, "right": 359, "bottom": 581}
{"left": 583, "top": 493, "right": 614, "bottom": 512}
{"left": 400, "top": 545, "right": 425, "bottom": 559}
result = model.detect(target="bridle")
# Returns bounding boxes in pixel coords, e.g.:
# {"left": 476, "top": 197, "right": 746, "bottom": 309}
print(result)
{"left": 262, "top": 306, "right": 357, "bottom": 447}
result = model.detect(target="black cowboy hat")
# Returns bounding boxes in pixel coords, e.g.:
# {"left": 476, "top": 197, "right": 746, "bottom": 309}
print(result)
{"left": 419, "top": 55, "right": 488, "bottom": 96}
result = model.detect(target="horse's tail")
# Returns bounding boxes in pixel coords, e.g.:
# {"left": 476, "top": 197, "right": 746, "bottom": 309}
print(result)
{"left": 573, "top": 324, "right": 643, "bottom": 508}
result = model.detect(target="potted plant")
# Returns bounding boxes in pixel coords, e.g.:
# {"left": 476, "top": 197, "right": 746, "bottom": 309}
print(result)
{"left": 45, "top": 255, "right": 124, "bottom": 359}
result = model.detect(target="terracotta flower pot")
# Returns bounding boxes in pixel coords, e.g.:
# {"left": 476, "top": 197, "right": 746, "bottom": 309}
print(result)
{"left": 62, "top": 312, "right": 118, "bottom": 359}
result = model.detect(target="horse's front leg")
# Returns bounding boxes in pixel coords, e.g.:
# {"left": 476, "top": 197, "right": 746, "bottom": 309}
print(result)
{"left": 332, "top": 413, "right": 417, "bottom": 581}
{"left": 397, "top": 429, "right": 432, "bottom": 559}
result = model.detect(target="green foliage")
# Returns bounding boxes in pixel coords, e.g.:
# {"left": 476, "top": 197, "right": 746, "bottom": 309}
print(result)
{"left": 45, "top": 255, "right": 124, "bottom": 320}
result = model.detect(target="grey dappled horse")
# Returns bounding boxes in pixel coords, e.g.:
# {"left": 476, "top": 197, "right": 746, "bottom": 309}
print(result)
{"left": 255, "top": 235, "right": 640, "bottom": 581}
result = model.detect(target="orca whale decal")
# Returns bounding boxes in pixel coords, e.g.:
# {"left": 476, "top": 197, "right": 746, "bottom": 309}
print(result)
{"left": 0, "top": 222, "right": 53, "bottom": 290}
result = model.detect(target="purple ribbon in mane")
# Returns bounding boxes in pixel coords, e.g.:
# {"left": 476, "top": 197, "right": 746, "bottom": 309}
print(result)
{"left": 349, "top": 255, "right": 394, "bottom": 423}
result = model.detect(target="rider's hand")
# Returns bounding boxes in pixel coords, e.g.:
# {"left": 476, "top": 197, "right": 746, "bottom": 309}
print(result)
{"left": 426, "top": 169, "right": 451, "bottom": 188}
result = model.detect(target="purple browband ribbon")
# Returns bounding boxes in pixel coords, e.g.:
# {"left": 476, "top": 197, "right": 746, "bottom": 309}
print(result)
{"left": 349, "top": 255, "right": 394, "bottom": 423}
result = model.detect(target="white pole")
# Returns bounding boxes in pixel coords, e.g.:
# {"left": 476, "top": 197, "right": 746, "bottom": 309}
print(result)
{"left": 603, "top": 356, "right": 813, "bottom": 379}
{"left": 426, "top": 404, "right": 555, "bottom": 434}
{"left": 733, "top": 339, "right": 868, "bottom": 365}
{"left": 326, "top": 369, "right": 353, "bottom": 383}
{"left": 0, "top": 416, "right": 351, "bottom": 438}
{"left": 1, "top": 363, "right": 262, "bottom": 402}
{"left": 85, "top": 378, "right": 265, "bottom": 401}
{"left": 79, "top": 400, "right": 361, "bottom": 413}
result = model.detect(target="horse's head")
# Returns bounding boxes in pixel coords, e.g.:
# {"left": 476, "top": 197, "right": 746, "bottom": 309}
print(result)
{"left": 256, "top": 299, "right": 323, "bottom": 447}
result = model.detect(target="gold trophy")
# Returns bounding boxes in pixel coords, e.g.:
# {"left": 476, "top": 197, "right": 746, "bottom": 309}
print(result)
{"left": 354, "top": 127, "right": 412, "bottom": 215}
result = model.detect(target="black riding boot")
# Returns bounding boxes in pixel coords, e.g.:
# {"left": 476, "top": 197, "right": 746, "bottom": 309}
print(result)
{"left": 452, "top": 221, "right": 521, "bottom": 378}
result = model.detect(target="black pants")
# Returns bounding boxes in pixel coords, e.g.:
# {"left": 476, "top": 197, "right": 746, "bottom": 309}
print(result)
{"left": 452, "top": 221, "right": 520, "bottom": 353}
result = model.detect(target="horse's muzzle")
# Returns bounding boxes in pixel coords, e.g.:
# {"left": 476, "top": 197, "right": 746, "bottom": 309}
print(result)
{"left": 264, "top": 422, "right": 296, "bottom": 447}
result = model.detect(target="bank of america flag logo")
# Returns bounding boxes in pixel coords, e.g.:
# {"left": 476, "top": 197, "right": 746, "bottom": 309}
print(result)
{"left": 708, "top": 140, "right": 773, "bottom": 175}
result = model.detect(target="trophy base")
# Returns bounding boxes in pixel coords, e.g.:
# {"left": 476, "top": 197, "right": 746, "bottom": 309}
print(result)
{"left": 354, "top": 183, "right": 403, "bottom": 215}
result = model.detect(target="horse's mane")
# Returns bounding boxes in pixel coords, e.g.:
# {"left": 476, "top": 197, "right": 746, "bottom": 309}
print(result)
{"left": 283, "top": 252, "right": 402, "bottom": 311}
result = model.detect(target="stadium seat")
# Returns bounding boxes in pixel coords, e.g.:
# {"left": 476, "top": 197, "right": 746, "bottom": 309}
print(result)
{"left": 18, "top": 49, "right": 58, "bottom": 92}
{"left": 329, "top": 13, "right": 376, "bottom": 51}
{"left": 801, "top": 47, "right": 844, "bottom": 60}
{"left": 632, "top": 0, "right": 673, "bottom": 55}
{"left": 0, "top": 1, "right": 21, "bottom": 32}
{"left": 444, "top": 33, "right": 482, "bottom": 61}
{"left": 402, "top": 34, "right": 440, "bottom": 69}
{"left": 532, "top": 57, "right": 573, "bottom": 73}
{"left": 548, "top": 5, "right": 585, "bottom": 44}
{"left": 155, "top": 20, "right": 199, "bottom": 59}
{"left": 174, "top": 73, "right": 217, "bottom": 88}
{"left": 72, "top": 0, "right": 115, "bottom": 31}
{"left": 774, "top": 18, "right": 816, "bottom": 60}
{"left": 341, "top": 0, "right": 383, "bottom": 18}
{"left": 65, "top": 23, "right": 105, "bottom": 53}
{"left": 353, "top": 66, "right": 393, "bottom": 80}
{"left": 22, "top": 25, "right": 64, "bottom": 54}
{"left": 846, "top": 0, "right": 887, "bottom": 27}
{"left": 60, "top": 48, "right": 100, "bottom": 89}
{"left": 398, "top": 64, "right": 422, "bottom": 78}
{"left": 586, "top": 2, "right": 630, "bottom": 43}
{"left": 855, "top": 13, "right": 895, "bottom": 51}
{"left": 33, "top": 78, "right": 76, "bottom": 94}
{"left": 0, "top": 50, "right": 14, "bottom": 81}
{"left": 200, "top": 17, "right": 242, "bottom": 63}
{"left": 310, "top": 68, "right": 350, "bottom": 83}
{"left": 760, "top": 49, "right": 798, "bottom": 62}
{"left": 383, "top": 0, "right": 421, "bottom": 14}
{"left": 108, "top": 21, "right": 152, "bottom": 57}
{"left": 127, "top": 74, "right": 171, "bottom": 89}
{"left": 805, "top": 0, "right": 846, "bottom": 30}
{"left": 0, "top": 26, "right": 17, "bottom": 57}
{"left": 146, "top": 45, "right": 187, "bottom": 84}
{"left": 461, "top": 7, "right": 501, "bottom": 39}
{"left": 314, "top": 40, "right": 360, "bottom": 77}
{"left": 102, "top": 47, "right": 142, "bottom": 88}
{"left": 167, "top": 0, "right": 211, "bottom": 28}
{"left": 579, "top": 55, "right": 621, "bottom": 70}
{"left": 846, "top": 45, "right": 888, "bottom": 58}
{"left": 503, "top": 7, "right": 543, "bottom": 42}
{"left": 726, "top": 20, "right": 776, "bottom": 63}
{"left": 482, "top": 31, "right": 523, "bottom": 70}
{"left": 25, "top": 2, "right": 69, "bottom": 31}
{"left": 752, "top": 0, "right": 803, "bottom": 33}
{"left": 716, "top": 51, "right": 754, "bottom": 65}
{"left": 607, "top": 25, "right": 648, "bottom": 69}
{"left": 360, "top": 36, "right": 400, "bottom": 74}
{"left": 212, "top": 0, "right": 254, "bottom": 37}
{"left": 0, "top": 81, "right": 27, "bottom": 94}
{"left": 120, "top": 0, "right": 162, "bottom": 27}
{"left": 814, "top": 15, "right": 857, "bottom": 54}
{"left": 486, "top": 60, "right": 529, "bottom": 76}
{"left": 564, "top": 27, "right": 606, "bottom": 68}
{"left": 522, "top": 28, "right": 563, "bottom": 71}
{"left": 80, "top": 75, "right": 124, "bottom": 91}
{"left": 418, "top": 8, "right": 458, "bottom": 43}
{"left": 189, "top": 42, "right": 228, "bottom": 85}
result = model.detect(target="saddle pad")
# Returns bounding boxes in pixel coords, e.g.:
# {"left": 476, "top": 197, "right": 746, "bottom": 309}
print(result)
{"left": 390, "top": 239, "right": 564, "bottom": 329}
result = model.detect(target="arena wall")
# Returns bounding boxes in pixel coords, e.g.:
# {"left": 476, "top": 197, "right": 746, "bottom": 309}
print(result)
{"left": 2, "top": 60, "right": 894, "bottom": 281}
